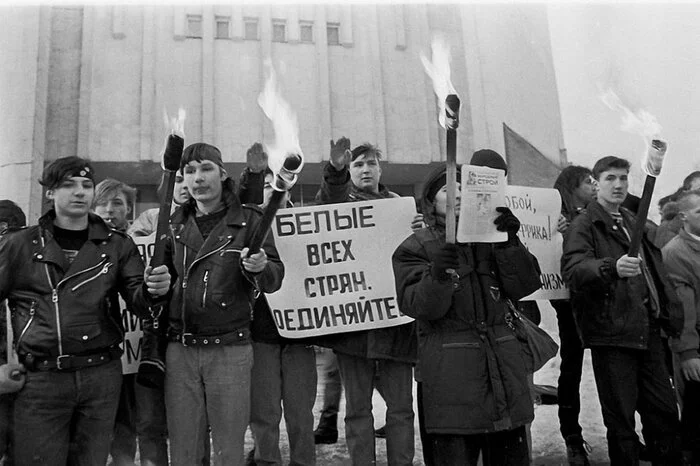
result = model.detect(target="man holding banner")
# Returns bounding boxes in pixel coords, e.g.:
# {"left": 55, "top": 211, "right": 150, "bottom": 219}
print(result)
{"left": 314, "top": 138, "right": 416, "bottom": 466}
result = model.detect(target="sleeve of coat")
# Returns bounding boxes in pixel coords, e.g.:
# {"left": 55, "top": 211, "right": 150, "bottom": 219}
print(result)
{"left": 238, "top": 168, "right": 265, "bottom": 205}
{"left": 392, "top": 235, "right": 454, "bottom": 321}
{"left": 562, "top": 215, "right": 617, "bottom": 292}
{"left": 116, "top": 235, "right": 154, "bottom": 319}
{"left": 314, "top": 162, "right": 351, "bottom": 205}
{"left": 242, "top": 209, "right": 284, "bottom": 295}
{"left": 662, "top": 246, "right": 700, "bottom": 361}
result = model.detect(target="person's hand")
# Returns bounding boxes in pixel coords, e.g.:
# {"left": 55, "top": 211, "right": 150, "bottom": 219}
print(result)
{"left": 681, "top": 358, "right": 700, "bottom": 382}
{"left": 241, "top": 247, "right": 268, "bottom": 274}
{"left": 329, "top": 137, "right": 351, "bottom": 170}
{"left": 494, "top": 207, "right": 520, "bottom": 236}
{"left": 246, "top": 142, "right": 268, "bottom": 174}
{"left": 144, "top": 265, "right": 171, "bottom": 297}
{"left": 557, "top": 214, "right": 569, "bottom": 234}
{"left": 431, "top": 244, "right": 460, "bottom": 281}
{"left": 410, "top": 213, "right": 425, "bottom": 231}
{"left": 615, "top": 254, "right": 642, "bottom": 278}
{"left": 0, "top": 363, "right": 26, "bottom": 394}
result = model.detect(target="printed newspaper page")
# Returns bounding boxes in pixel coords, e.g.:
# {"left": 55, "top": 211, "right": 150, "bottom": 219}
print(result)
{"left": 456, "top": 165, "right": 507, "bottom": 243}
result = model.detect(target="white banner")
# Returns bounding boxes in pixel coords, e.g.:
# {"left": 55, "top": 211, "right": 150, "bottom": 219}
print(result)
{"left": 266, "top": 198, "right": 417, "bottom": 338}
{"left": 504, "top": 186, "right": 568, "bottom": 300}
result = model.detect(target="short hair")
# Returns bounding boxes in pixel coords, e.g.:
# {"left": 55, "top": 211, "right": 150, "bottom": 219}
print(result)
{"left": 554, "top": 165, "right": 593, "bottom": 194}
{"left": 682, "top": 171, "right": 700, "bottom": 191}
{"left": 350, "top": 143, "right": 382, "bottom": 162}
{"left": 39, "top": 156, "right": 95, "bottom": 190}
{"left": 677, "top": 189, "right": 700, "bottom": 212}
{"left": 592, "top": 156, "right": 630, "bottom": 180}
{"left": 94, "top": 178, "right": 137, "bottom": 207}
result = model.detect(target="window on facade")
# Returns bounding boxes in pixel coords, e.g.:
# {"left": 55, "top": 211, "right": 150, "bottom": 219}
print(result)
{"left": 244, "top": 18, "right": 258, "bottom": 40}
{"left": 299, "top": 22, "right": 313, "bottom": 43}
{"left": 215, "top": 17, "right": 230, "bottom": 39}
{"left": 187, "top": 15, "right": 202, "bottom": 38}
{"left": 327, "top": 23, "right": 340, "bottom": 45}
{"left": 272, "top": 20, "right": 286, "bottom": 42}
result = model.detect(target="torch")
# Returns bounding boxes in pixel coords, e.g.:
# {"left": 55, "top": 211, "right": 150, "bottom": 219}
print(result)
{"left": 246, "top": 152, "right": 304, "bottom": 255}
{"left": 151, "top": 108, "right": 186, "bottom": 267}
{"left": 628, "top": 139, "right": 668, "bottom": 257}
{"left": 445, "top": 95, "right": 461, "bottom": 244}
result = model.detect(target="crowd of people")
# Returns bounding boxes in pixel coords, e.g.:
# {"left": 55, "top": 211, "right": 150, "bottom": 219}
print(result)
{"left": 0, "top": 135, "right": 699, "bottom": 466}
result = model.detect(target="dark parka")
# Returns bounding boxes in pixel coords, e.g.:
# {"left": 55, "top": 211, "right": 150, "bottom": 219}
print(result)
{"left": 0, "top": 211, "right": 153, "bottom": 364}
{"left": 391, "top": 169, "right": 541, "bottom": 434}
{"left": 561, "top": 201, "right": 683, "bottom": 349}
{"left": 314, "top": 162, "right": 416, "bottom": 363}
{"left": 164, "top": 186, "right": 284, "bottom": 341}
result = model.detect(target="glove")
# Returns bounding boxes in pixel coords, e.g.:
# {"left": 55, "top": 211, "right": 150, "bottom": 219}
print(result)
{"left": 329, "top": 137, "right": 351, "bottom": 170}
{"left": 431, "top": 244, "right": 460, "bottom": 281}
{"left": 494, "top": 207, "right": 520, "bottom": 238}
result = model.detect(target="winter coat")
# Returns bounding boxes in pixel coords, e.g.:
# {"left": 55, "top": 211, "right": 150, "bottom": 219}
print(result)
{"left": 392, "top": 226, "right": 540, "bottom": 434}
{"left": 0, "top": 211, "right": 153, "bottom": 364}
{"left": 313, "top": 162, "right": 416, "bottom": 363}
{"left": 662, "top": 227, "right": 700, "bottom": 361}
{"left": 561, "top": 201, "right": 683, "bottom": 349}
{"left": 164, "top": 191, "right": 284, "bottom": 342}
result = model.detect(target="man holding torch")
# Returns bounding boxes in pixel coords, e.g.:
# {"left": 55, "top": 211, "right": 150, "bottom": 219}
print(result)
{"left": 562, "top": 155, "right": 683, "bottom": 465}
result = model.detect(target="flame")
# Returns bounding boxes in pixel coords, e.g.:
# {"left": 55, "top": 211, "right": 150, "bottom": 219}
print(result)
{"left": 257, "top": 60, "right": 303, "bottom": 175}
{"left": 599, "top": 89, "right": 667, "bottom": 177}
{"left": 163, "top": 106, "right": 186, "bottom": 138}
{"left": 421, "top": 36, "right": 457, "bottom": 129}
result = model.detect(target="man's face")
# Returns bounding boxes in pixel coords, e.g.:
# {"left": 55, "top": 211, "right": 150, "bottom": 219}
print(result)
{"left": 434, "top": 182, "right": 462, "bottom": 218}
{"left": 183, "top": 160, "right": 225, "bottom": 205}
{"left": 681, "top": 194, "right": 700, "bottom": 236}
{"left": 596, "top": 167, "right": 628, "bottom": 210}
{"left": 349, "top": 154, "right": 382, "bottom": 194}
{"left": 47, "top": 176, "right": 94, "bottom": 219}
{"left": 573, "top": 175, "right": 598, "bottom": 205}
{"left": 94, "top": 191, "right": 130, "bottom": 230}
{"left": 173, "top": 170, "right": 190, "bottom": 205}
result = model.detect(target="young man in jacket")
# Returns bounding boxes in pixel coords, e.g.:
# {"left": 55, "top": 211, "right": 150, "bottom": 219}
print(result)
{"left": 162, "top": 143, "right": 284, "bottom": 466}
{"left": 315, "top": 138, "right": 416, "bottom": 466}
{"left": 662, "top": 189, "right": 700, "bottom": 464}
{"left": 0, "top": 156, "right": 170, "bottom": 465}
{"left": 562, "top": 155, "right": 683, "bottom": 465}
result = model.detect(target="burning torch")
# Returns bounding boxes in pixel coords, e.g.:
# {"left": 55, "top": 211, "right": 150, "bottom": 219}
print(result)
{"left": 422, "top": 37, "right": 460, "bottom": 243}
{"left": 246, "top": 61, "right": 304, "bottom": 256}
{"left": 151, "top": 108, "right": 185, "bottom": 267}
{"left": 628, "top": 139, "right": 668, "bottom": 257}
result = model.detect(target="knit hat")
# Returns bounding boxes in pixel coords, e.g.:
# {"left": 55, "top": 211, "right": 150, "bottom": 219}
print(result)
{"left": 421, "top": 164, "right": 462, "bottom": 227}
{"left": 39, "top": 156, "right": 95, "bottom": 189}
{"left": 0, "top": 200, "right": 26, "bottom": 228}
{"left": 470, "top": 149, "right": 508, "bottom": 175}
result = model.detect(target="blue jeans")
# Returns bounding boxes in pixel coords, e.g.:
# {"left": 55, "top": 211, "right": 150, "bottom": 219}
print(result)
{"left": 165, "top": 342, "right": 253, "bottom": 466}
{"left": 336, "top": 353, "right": 414, "bottom": 466}
{"left": 13, "top": 359, "right": 122, "bottom": 465}
{"left": 250, "top": 342, "right": 316, "bottom": 466}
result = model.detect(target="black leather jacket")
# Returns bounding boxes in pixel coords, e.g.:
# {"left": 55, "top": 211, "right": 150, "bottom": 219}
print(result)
{"left": 0, "top": 211, "right": 153, "bottom": 363}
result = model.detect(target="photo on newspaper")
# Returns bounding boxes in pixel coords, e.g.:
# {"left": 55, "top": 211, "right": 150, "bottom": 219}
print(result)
{"left": 456, "top": 164, "right": 508, "bottom": 243}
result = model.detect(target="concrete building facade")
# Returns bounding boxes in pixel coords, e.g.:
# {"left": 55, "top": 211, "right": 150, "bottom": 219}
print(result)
{"left": 1, "top": 4, "right": 566, "bottom": 223}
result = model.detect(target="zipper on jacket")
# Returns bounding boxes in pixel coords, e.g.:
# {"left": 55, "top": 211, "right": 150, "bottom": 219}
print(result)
{"left": 70, "top": 262, "right": 113, "bottom": 291}
{"left": 202, "top": 270, "right": 209, "bottom": 308}
{"left": 15, "top": 300, "right": 37, "bottom": 349}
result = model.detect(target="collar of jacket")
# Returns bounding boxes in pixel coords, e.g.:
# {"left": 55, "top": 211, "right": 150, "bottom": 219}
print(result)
{"left": 349, "top": 183, "right": 398, "bottom": 201}
{"left": 678, "top": 226, "right": 700, "bottom": 253}
{"left": 587, "top": 201, "right": 640, "bottom": 244}
{"left": 39, "top": 210, "right": 116, "bottom": 242}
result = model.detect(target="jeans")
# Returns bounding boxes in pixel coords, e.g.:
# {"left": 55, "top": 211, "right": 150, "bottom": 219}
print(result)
{"left": 427, "top": 426, "right": 529, "bottom": 466}
{"left": 552, "top": 300, "right": 585, "bottom": 443}
{"left": 250, "top": 342, "right": 316, "bottom": 466}
{"left": 681, "top": 377, "right": 700, "bottom": 456}
{"left": 591, "top": 331, "right": 681, "bottom": 465}
{"left": 0, "top": 393, "right": 14, "bottom": 465}
{"left": 13, "top": 359, "right": 122, "bottom": 466}
{"left": 336, "top": 352, "right": 414, "bottom": 466}
{"left": 165, "top": 342, "right": 253, "bottom": 466}
{"left": 314, "top": 347, "right": 342, "bottom": 434}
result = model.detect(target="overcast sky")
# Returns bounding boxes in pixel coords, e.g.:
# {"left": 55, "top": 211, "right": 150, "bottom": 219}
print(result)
{"left": 548, "top": 2, "right": 700, "bottom": 219}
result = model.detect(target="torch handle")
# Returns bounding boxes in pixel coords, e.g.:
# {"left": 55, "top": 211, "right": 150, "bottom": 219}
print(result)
{"left": 628, "top": 175, "right": 656, "bottom": 258}
{"left": 246, "top": 190, "right": 285, "bottom": 257}
{"left": 445, "top": 128, "right": 458, "bottom": 244}
{"left": 150, "top": 171, "right": 177, "bottom": 268}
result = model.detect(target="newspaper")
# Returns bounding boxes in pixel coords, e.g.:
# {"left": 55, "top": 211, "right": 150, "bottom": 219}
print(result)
{"left": 456, "top": 164, "right": 507, "bottom": 243}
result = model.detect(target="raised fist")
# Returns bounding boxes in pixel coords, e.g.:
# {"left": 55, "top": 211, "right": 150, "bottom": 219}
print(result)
{"left": 246, "top": 142, "right": 268, "bottom": 174}
{"left": 329, "top": 137, "right": 352, "bottom": 170}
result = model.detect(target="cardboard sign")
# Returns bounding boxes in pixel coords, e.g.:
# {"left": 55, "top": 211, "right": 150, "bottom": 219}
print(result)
{"left": 266, "top": 198, "right": 417, "bottom": 338}
{"left": 505, "top": 186, "right": 568, "bottom": 300}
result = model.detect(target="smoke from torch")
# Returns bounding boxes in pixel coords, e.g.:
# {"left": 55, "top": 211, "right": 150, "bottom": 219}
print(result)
{"left": 247, "top": 61, "right": 304, "bottom": 255}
